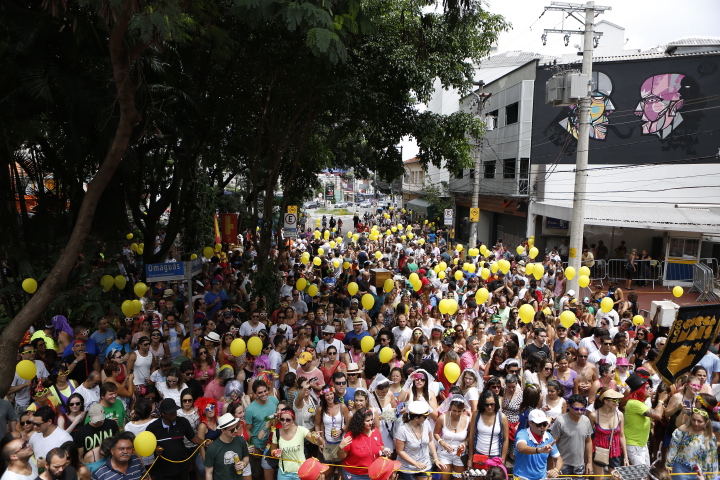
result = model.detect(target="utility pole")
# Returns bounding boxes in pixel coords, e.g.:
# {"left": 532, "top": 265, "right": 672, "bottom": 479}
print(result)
{"left": 468, "top": 82, "right": 490, "bottom": 249}
{"left": 543, "top": 1, "right": 610, "bottom": 294}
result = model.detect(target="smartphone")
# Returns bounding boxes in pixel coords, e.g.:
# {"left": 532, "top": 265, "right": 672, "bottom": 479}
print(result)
{"left": 684, "top": 400, "right": 692, "bottom": 410}
{"left": 396, "top": 402, "right": 405, "bottom": 415}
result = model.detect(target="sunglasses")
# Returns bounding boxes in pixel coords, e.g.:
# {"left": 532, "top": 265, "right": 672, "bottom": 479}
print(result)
{"left": 534, "top": 422, "right": 549, "bottom": 428}
{"left": 490, "top": 385, "right": 501, "bottom": 390}
{"left": 68, "top": 401, "right": 82, "bottom": 407}
{"left": 205, "top": 405, "right": 216, "bottom": 412}
{"left": 570, "top": 406, "right": 586, "bottom": 412}
{"left": 33, "top": 388, "right": 49, "bottom": 397}
{"left": 334, "top": 381, "right": 346, "bottom": 385}
{"left": 578, "top": 355, "right": 588, "bottom": 358}
{"left": 56, "top": 370, "right": 70, "bottom": 376}
{"left": 31, "top": 421, "right": 45, "bottom": 426}
{"left": 485, "top": 403, "right": 496, "bottom": 407}
{"left": 183, "top": 398, "right": 194, "bottom": 403}
{"left": 605, "top": 398, "right": 621, "bottom": 403}
{"left": 279, "top": 417, "right": 294, "bottom": 423}
{"left": 21, "top": 350, "right": 36, "bottom": 354}
{"left": 603, "top": 343, "right": 612, "bottom": 346}
{"left": 167, "top": 379, "right": 178, "bottom": 384}
{"left": 19, "top": 420, "right": 32, "bottom": 426}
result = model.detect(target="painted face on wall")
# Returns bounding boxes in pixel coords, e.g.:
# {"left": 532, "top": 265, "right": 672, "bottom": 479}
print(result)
{"left": 561, "top": 72, "right": 614, "bottom": 140}
{"left": 634, "top": 73, "right": 685, "bottom": 138}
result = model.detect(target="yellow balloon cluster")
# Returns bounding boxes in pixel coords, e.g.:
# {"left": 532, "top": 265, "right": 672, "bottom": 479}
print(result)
{"left": 438, "top": 298, "right": 458, "bottom": 315}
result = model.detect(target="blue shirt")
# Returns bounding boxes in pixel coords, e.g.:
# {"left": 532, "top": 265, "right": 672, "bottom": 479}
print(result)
{"left": 63, "top": 338, "right": 100, "bottom": 358}
{"left": 513, "top": 428, "right": 560, "bottom": 480}
{"left": 245, "top": 397, "right": 279, "bottom": 449}
{"left": 336, "top": 387, "right": 356, "bottom": 406}
{"left": 91, "top": 454, "right": 145, "bottom": 480}
{"left": 204, "top": 290, "right": 228, "bottom": 317}
{"left": 698, "top": 352, "right": 720, "bottom": 384}
{"left": 105, "top": 340, "right": 130, "bottom": 358}
{"left": 552, "top": 339, "right": 577, "bottom": 356}
{"left": 343, "top": 330, "right": 370, "bottom": 346}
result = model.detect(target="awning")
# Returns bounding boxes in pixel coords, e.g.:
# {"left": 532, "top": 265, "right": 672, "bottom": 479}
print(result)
{"left": 406, "top": 198, "right": 433, "bottom": 216}
{"left": 530, "top": 201, "right": 720, "bottom": 234}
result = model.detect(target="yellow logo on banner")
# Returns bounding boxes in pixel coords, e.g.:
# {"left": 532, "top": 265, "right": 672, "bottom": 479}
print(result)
{"left": 469, "top": 208, "right": 480, "bottom": 222}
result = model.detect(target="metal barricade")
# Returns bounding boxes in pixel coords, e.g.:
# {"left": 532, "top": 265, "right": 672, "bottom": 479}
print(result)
{"left": 690, "top": 262, "right": 720, "bottom": 302}
{"left": 606, "top": 259, "right": 662, "bottom": 288}
{"left": 561, "top": 259, "right": 606, "bottom": 282}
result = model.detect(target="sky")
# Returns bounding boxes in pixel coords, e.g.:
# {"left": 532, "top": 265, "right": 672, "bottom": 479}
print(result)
{"left": 400, "top": 0, "right": 720, "bottom": 160}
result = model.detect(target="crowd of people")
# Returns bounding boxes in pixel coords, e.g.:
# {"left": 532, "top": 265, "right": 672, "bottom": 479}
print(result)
{"left": 0, "top": 212, "right": 715, "bottom": 480}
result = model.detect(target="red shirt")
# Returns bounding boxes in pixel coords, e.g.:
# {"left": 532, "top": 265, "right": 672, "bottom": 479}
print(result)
{"left": 342, "top": 429, "right": 384, "bottom": 475}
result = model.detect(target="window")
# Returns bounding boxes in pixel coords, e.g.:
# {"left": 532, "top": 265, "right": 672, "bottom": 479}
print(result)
{"left": 483, "top": 160, "right": 496, "bottom": 179}
{"left": 519, "top": 158, "right": 530, "bottom": 177}
{"left": 505, "top": 103, "right": 519, "bottom": 125}
{"left": 469, "top": 168, "right": 475, "bottom": 179}
{"left": 668, "top": 238, "right": 699, "bottom": 259}
{"left": 457, "top": 169, "right": 463, "bottom": 179}
{"left": 503, "top": 158, "right": 516, "bottom": 179}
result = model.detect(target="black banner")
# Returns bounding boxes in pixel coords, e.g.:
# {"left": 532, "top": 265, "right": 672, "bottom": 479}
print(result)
{"left": 654, "top": 303, "right": 720, "bottom": 385}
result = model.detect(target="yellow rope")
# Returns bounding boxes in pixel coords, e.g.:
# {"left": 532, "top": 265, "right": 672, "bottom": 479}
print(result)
{"left": 139, "top": 440, "right": 210, "bottom": 480}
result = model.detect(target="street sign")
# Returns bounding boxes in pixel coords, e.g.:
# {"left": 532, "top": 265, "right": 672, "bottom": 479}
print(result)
{"left": 469, "top": 208, "right": 480, "bottom": 222}
{"left": 188, "top": 258, "right": 203, "bottom": 276}
{"left": 287, "top": 205, "right": 298, "bottom": 214}
{"left": 444, "top": 208, "right": 454, "bottom": 226}
{"left": 146, "top": 262, "right": 185, "bottom": 282}
{"left": 284, "top": 213, "right": 298, "bottom": 238}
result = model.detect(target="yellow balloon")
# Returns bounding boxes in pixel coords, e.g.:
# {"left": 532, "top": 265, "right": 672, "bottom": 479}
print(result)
{"left": 361, "top": 336, "right": 375, "bottom": 353}
{"left": 412, "top": 281, "right": 422, "bottom": 292}
{"left": 132, "top": 299, "right": 142, "bottom": 314}
{"left": 516, "top": 246, "right": 525, "bottom": 255}
{"left": 324, "top": 231, "right": 330, "bottom": 239}
{"left": 519, "top": 304, "right": 534, "bottom": 324}
{"left": 308, "top": 285, "right": 319, "bottom": 297}
{"left": 480, "top": 245, "right": 488, "bottom": 256}
{"left": 391, "top": 227, "right": 397, "bottom": 233}
{"left": 115, "top": 275, "right": 127, "bottom": 290}
{"left": 528, "top": 238, "right": 535, "bottom": 247}
{"left": 134, "top": 431, "right": 157, "bottom": 457}
{"left": 375, "top": 251, "right": 382, "bottom": 259}
{"left": 579, "top": 266, "right": 591, "bottom": 278}
{"left": 453, "top": 258, "right": 459, "bottom": 265}
{"left": 16, "top": 360, "right": 36, "bottom": 380}
{"left": 444, "top": 363, "right": 461, "bottom": 384}
{"left": 578, "top": 275, "right": 590, "bottom": 288}
{"left": 332, "top": 228, "right": 336, "bottom": 232}
{"left": 333, "top": 259, "right": 341, "bottom": 268}
{"left": 121, "top": 300, "right": 134, "bottom": 317}
{"left": 384, "top": 279, "right": 394, "bottom": 293}
{"left": 378, "top": 346, "right": 393, "bottom": 363}
{"left": 498, "top": 259, "right": 511, "bottom": 274}
{"left": 673, "top": 286, "right": 683, "bottom": 298}
{"left": 438, "top": 271, "right": 446, "bottom": 279}
{"left": 543, "top": 307, "right": 552, "bottom": 316}
{"left": 316, "top": 218, "right": 321, "bottom": 225}
{"left": 560, "top": 310, "right": 577, "bottom": 329}
{"left": 467, "top": 264, "right": 476, "bottom": 274}
{"left": 215, "top": 243, "right": 222, "bottom": 252}
{"left": 447, "top": 299, "right": 458, "bottom": 315}
{"left": 490, "top": 262, "right": 499, "bottom": 273}
{"left": 529, "top": 247, "right": 539, "bottom": 259}
{"left": 352, "top": 234, "right": 359, "bottom": 242}
{"left": 100, "top": 275, "right": 114, "bottom": 291}
{"left": 314, "top": 231, "right": 321, "bottom": 239}
{"left": 134, "top": 282, "right": 146, "bottom": 298}
{"left": 313, "top": 257, "right": 321, "bottom": 266}
{"left": 456, "top": 244, "right": 464, "bottom": 252}
{"left": 400, "top": 235, "right": 406, "bottom": 241}
{"left": 454, "top": 270, "right": 463, "bottom": 281}
{"left": 438, "top": 299, "right": 448, "bottom": 314}
{"left": 131, "top": 243, "right": 138, "bottom": 252}
{"left": 424, "top": 220, "right": 428, "bottom": 224}
{"left": 126, "top": 233, "right": 133, "bottom": 240}
{"left": 301, "top": 252, "right": 310, "bottom": 262}
{"left": 247, "top": 337, "right": 263, "bottom": 356}
{"left": 318, "top": 248, "right": 324, "bottom": 256}
{"left": 137, "top": 248, "right": 144, "bottom": 255}
{"left": 348, "top": 231, "right": 353, "bottom": 238}
{"left": 408, "top": 233, "right": 414, "bottom": 240}
{"left": 22, "top": 278, "right": 37, "bottom": 294}
{"left": 190, "top": 253, "right": 198, "bottom": 260}
{"left": 347, "top": 282, "right": 359, "bottom": 296}
{"left": 397, "top": 224, "right": 403, "bottom": 231}
{"left": 343, "top": 262, "right": 351, "bottom": 269}
{"left": 409, "top": 273, "right": 419, "bottom": 284}
{"left": 633, "top": 315, "right": 645, "bottom": 327}
{"left": 480, "top": 268, "right": 490, "bottom": 280}
{"left": 565, "top": 266, "right": 576, "bottom": 280}
{"left": 362, "top": 293, "right": 375, "bottom": 310}
{"left": 296, "top": 278, "right": 307, "bottom": 291}
{"left": 600, "top": 297, "right": 614, "bottom": 313}
{"left": 418, "top": 239, "right": 425, "bottom": 245}
{"left": 476, "top": 288, "right": 489, "bottom": 304}
{"left": 438, "top": 262, "right": 447, "bottom": 271}
{"left": 533, "top": 267, "right": 543, "bottom": 281}
{"left": 203, "top": 246, "right": 214, "bottom": 259}
{"left": 329, "top": 241, "right": 336, "bottom": 248}
{"left": 230, "top": 338, "right": 246, "bottom": 356}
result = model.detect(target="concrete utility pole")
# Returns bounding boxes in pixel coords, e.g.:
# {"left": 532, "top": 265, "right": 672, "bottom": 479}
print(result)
{"left": 543, "top": 1, "right": 610, "bottom": 293}
{"left": 468, "top": 82, "right": 490, "bottom": 248}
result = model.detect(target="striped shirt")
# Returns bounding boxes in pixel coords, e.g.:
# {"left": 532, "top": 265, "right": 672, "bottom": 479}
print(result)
{"left": 91, "top": 455, "right": 145, "bottom": 480}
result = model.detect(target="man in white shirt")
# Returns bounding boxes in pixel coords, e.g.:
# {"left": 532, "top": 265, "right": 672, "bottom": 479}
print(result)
{"left": 289, "top": 289, "right": 308, "bottom": 318}
{"left": 268, "top": 336, "right": 287, "bottom": 373}
{"left": 74, "top": 371, "right": 101, "bottom": 410}
{"left": 315, "top": 326, "right": 348, "bottom": 364}
{"left": 8, "top": 345, "right": 50, "bottom": 414}
{"left": 587, "top": 335, "right": 617, "bottom": 368}
{"left": 392, "top": 315, "right": 412, "bottom": 350}
{"left": 239, "top": 312, "right": 267, "bottom": 338}
{"left": 595, "top": 307, "right": 619, "bottom": 327}
{"left": 558, "top": 290, "right": 575, "bottom": 313}
{"left": 28, "top": 407, "right": 73, "bottom": 461}
{"left": 279, "top": 274, "right": 294, "bottom": 299}
{"left": 578, "top": 327, "right": 609, "bottom": 356}
{"left": 609, "top": 318, "right": 632, "bottom": 339}
{"left": 1, "top": 437, "right": 38, "bottom": 480}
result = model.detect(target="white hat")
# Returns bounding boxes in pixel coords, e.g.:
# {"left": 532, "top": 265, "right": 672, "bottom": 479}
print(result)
{"left": 528, "top": 409, "right": 551, "bottom": 424}
{"left": 346, "top": 363, "right": 361, "bottom": 374}
{"left": 217, "top": 413, "right": 240, "bottom": 430}
{"left": 205, "top": 332, "right": 221, "bottom": 343}
{"left": 407, "top": 401, "right": 431, "bottom": 415}
{"left": 567, "top": 290, "right": 576, "bottom": 297}
{"left": 322, "top": 325, "right": 336, "bottom": 334}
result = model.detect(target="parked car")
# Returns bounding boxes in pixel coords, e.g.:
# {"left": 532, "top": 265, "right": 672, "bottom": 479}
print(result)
{"left": 334, "top": 201, "right": 351, "bottom": 208}
{"left": 359, "top": 201, "right": 371, "bottom": 208}
{"left": 304, "top": 201, "right": 319, "bottom": 209}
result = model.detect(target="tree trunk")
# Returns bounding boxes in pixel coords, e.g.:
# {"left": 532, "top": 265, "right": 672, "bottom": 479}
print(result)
{"left": 0, "top": 10, "right": 142, "bottom": 398}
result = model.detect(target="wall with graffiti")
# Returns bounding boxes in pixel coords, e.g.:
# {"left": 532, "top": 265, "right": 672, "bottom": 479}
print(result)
{"left": 532, "top": 54, "right": 719, "bottom": 165}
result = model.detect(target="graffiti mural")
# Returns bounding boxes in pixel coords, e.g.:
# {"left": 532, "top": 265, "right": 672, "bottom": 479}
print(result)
{"left": 532, "top": 54, "right": 716, "bottom": 164}
{"left": 559, "top": 72, "right": 615, "bottom": 140}
{"left": 635, "top": 73, "right": 691, "bottom": 139}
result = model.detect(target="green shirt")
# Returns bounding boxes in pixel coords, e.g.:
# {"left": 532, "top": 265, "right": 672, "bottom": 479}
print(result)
{"left": 245, "top": 397, "right": 279, "bottom": 449}
{"left": 624, "top": 399, "right": 650, "bottom": 446}
{"left": 86, "top": 401, "right": 127, "bottom": 428}
{"left": 277, "top": 426, "right": 309, "bottom": 473}
{"left": 204, "top": 436, "right": 250, "bottom": 480}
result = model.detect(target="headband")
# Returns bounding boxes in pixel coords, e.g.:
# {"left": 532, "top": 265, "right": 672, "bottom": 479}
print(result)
{"left": 485, "top": 457, "right": 508, "bottom": 480}
{"left": 280, "top": 409, "right": 296, "bottom": 420}
{"left": 320, "top": 386, "right": 334, "bottom": 395}
{"left": 696, "top": 394, "right": 714, "bottom": 410}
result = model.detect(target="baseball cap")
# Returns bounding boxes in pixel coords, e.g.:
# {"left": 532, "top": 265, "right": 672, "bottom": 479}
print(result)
{"left": 88, "top": 404, "right": 105, "bottom": 423}
{"left": 528, "top": 409, "right": 550, "bottom": 424}
{"left": 163, "top": 289, "right": 174, "bottom": 298}
{"left": 159, "top": 398, "right": 180, "bottom": 413}
{"left": 298, "top": 352, "right": 313, "bottom": 365}
{"left": 567, "top": 290, "right": 576, "bottom": 297}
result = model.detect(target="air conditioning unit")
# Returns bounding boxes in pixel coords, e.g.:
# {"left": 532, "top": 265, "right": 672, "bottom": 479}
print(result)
{"left": 484, "top": 115, "right": 496, "bottom": 131}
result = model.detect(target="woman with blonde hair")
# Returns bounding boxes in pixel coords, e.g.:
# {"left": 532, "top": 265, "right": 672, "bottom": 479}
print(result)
{"left": 456, "top": 369, "right": 482, "bottom": 412}
{"left": 666, "top": 405, "right": 718, "bottom": 480}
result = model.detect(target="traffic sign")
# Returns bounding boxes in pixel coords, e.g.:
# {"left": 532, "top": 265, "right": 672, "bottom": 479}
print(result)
{"left": 284, "top": 213, "right": 298, "bottom": 238}
{"left": 288, "top": 205, "right": 298, "bottom": 214}
{"left": 469, "top": 208, "right": 480, "bottom": 222}
{"left": 444, "top": 209, "right": 454, "bottom": 226}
